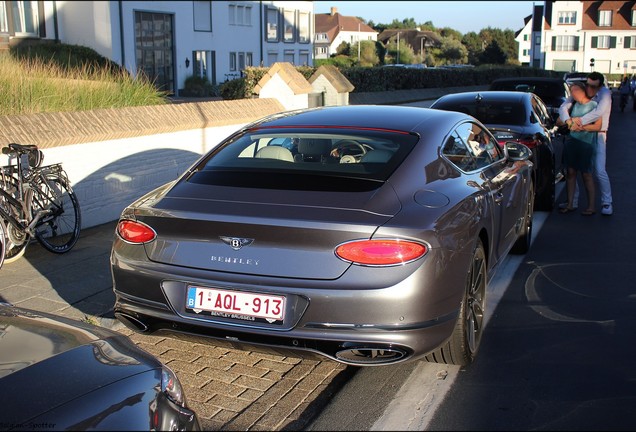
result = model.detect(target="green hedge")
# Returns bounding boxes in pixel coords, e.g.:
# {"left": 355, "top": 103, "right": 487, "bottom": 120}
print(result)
{"left": 219, "top": 65, "right": 561, "bottom": 100}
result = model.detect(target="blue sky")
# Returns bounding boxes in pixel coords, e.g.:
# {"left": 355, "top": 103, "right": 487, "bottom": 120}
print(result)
{"left": 313, "top": 1, "right": 537, "bottom": 34}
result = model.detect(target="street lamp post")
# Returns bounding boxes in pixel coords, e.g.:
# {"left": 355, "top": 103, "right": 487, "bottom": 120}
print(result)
{"left": 397, "top": 32, "right": 400, "bottom": 64}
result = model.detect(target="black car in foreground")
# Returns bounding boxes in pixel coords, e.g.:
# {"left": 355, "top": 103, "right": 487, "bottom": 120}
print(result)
{"left": 431, "top": 90, "right": 559, "bottom": 211}
{"left": 489, "top": 76, "right": 571, "bottom": 121}
{"left": 0, "top": 303, "right": 200, "bottom": 431}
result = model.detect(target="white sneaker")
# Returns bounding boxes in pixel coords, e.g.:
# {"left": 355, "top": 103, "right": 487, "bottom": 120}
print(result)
{"left": 558, "top": 202, "right": 578, "bottom": 210}
{"left": 601, "top": 204, "right": 613, "bottom": 215}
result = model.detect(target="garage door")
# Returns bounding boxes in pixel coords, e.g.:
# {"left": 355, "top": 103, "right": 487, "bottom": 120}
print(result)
{"left": 553, "top": 60, "right": 576, "bottom": 72}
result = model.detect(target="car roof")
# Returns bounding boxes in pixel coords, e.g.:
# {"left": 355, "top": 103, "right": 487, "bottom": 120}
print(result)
{"left": 433, "top": 90, "right": 530, "bottom": 104}
{"left": 491, "top": 76, "right": 565, "bottom": 83}
{"left": 247, "top": 105, "right": 470, "bottom": 134}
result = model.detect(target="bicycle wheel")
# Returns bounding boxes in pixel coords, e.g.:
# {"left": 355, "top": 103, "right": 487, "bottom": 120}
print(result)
{"left": 0, "top": 218, "right": 6, "bottom": 269}
{"left": 31, "top": 174, "right": 81, "bottom": 254}
{"left": 0, "top": 175, "right": 30, "bottom": 263}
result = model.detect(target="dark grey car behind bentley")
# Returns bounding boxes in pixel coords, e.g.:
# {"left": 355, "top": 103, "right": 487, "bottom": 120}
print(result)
{"left": 111, "top": 105, "right": 534, "bottom": 367}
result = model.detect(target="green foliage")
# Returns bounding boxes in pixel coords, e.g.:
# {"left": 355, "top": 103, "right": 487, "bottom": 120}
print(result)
{"left": 183, "top": 75, "right": 218, "bottom": 97}
{"left": 315, "top": 55, "right": 357, "bottom": 68}
{"left": 438, "top": 37, "right": 468, "bottom": 65}
{"left": 0, "top": 50, "right": 166, "bottom": 115}
{"left": 385, "top": 36, "right": 416, "bottom": 65}
{"left": 10, "top": 41, "right": 124, "bottom": 75}
{"left": 350, "top": 40, "right": 380, "bottom": 67}
{"left": 479, "top": 40, "right": 508, "bottom": 65}
{"left": 336, "top": 41, "right": 351, "bottom": 56}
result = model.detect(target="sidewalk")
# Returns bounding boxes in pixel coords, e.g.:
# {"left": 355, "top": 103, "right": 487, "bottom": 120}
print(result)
{"left": 0, "top": 221, "right": 352, "bottom": 430}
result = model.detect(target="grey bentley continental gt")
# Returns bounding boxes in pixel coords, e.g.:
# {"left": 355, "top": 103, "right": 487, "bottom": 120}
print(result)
{"left": 111, "top": 105, "right": 534, "bottom": 367}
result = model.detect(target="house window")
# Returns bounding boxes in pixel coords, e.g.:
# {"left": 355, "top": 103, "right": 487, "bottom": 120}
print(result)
{"left": 298, "top": 11, "right": 310, "bottom": 43}
{"left": 598, "top": 35, "right": 610, "bottom": 48}
{"left": 284, "top": 50, "right": 294, "bottom": 64}
{"left": 523, "top": 34, "right": 528, "bottom": 41}
{"left": 316, "top": 46, "right": 328, "bottom": 55}
{"left": 535, "top": 35, "right": 540, "bottom": 45}
{"left": 230, "top": 52, "right": 237, "bottom": 71}
{"left": 267, "top": 51, "right": 278, "bottom": 66}
{"left": 598, "top": 10, "right": 612, "bottom": 27}
{"left": 299, "top": 50, "right": 309, "bottom": 65}
{"left": 193, "top": 50, "right": 208, "bottom": 78}
{"left": 11, "top": 1, "right": 38, "bottom": 36}
{"left": 246, "top": 52, "right": 253, "bottom": 67}
{"left": 0, "top": 1, "right": 7, "bottom": 33}
{"left": 238, "top": 52, "right": 245, "bottom": 71}
{"left": 229, "top": 4, "right": 252, "bottom": 26}
{"left": 552, "top": 35, "right": 579, "bottom": 51}
{"left": 625, "top": 35, "right": 636, "bottom": 49}
{"left": 194, "top": 1, "right": 212, "bottom": 32}
{"left": 283, "top": 9, "right": 295, "bottom": 42}
{"left": 632, "top": 10, "right": 636, "bottom": 26}
{"left": 316, "top": 33, "right": 327, "bottom": 41}
{"left": 523, "top": 49, "right": 528, "bottom": 56}
{"left": 558, "top": 11, "right": 577, "bottom": 25}
{"left": 266, "top": 7, "right": 278, "bottom": 42}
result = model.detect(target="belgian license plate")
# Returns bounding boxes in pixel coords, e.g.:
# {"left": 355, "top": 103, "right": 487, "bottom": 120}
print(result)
{"left": 186, "top": 286, "right": 285, "bottom": 324}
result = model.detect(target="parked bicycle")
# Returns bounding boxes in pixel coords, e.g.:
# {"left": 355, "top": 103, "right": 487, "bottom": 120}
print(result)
{"left": 0, "top": 143, "right": 81, "bottom": 269}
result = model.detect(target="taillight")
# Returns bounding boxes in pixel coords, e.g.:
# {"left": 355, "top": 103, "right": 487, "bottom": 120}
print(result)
{"left": 335, "top": 239, "right": 428, "bottom": 266}
{"left": 117, "top": 219, "right": 156, "bottom": 244}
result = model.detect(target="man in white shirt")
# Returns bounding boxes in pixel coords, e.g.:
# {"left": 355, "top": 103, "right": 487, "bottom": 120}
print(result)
{"left": 558, "top": 72, "right": 613, "bottom": 215}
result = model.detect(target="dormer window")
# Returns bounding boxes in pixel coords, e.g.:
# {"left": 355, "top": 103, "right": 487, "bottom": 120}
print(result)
{"left": 598, "top": 10, "right": 612, "bottom": 27}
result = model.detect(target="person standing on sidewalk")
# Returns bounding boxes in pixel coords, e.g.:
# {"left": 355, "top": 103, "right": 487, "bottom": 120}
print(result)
{"left": 558, "top": 72, "right": 613, "bottom": 215}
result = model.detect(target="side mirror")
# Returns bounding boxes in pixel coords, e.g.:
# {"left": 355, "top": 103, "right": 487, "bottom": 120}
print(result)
{"left": 504, "top": 142, "right": 532, "bottom": 161}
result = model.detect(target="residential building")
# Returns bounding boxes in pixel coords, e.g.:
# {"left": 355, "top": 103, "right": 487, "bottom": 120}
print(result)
{"left": 522, "top": 1, "right": 636, "bottom": 74}
{"left": 515, "top": 4, "right": 545, "bottom": 67}
{"left": 314, "top": 6, "right": 377, "bottom": 60}
{"left": 0, "top": 1, "right": 314, "bottom": 95}
{"left": 376, "top": 28, "right": 441, "bottom": 64}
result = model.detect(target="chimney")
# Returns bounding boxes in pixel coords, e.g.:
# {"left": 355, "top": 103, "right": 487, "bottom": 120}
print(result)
{"left": 330, "top": 7, "right": 338, "bottom": 15}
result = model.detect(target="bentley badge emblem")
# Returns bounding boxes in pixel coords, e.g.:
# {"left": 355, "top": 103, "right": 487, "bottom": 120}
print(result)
{"left": 220, "top": 236, "right": 254, "bottom": 250}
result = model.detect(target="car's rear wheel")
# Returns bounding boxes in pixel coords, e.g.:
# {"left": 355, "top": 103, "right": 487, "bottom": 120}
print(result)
{"left": 424, "top": 240, "right": 486, "bottom": 366}
{"left": 511, "top": 181, "right": 534, "bottom": 255}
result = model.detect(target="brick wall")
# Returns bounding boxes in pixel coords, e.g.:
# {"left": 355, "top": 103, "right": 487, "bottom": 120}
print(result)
{"left": 0, "top": 98, "right": 285, "bottom": 228}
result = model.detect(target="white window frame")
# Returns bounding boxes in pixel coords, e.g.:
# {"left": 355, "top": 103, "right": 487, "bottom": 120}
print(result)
{"left": 558, "top": 11, "right": 577, "bottom": 25}
{"left": 1, "top": 1, "right": 8, "bottom": 33}
{"left": 266, "top": 7, "right": 279, "bottom": 42}
{"left": 194, "top": 1, "right": 212, "bottom": 32}
{"left": 598, "top": 10, "right": 612, "bottom": 27}
{"left": 283, "top": 9, "right": 295, "bottom": 42}
{"left": 246, "top": 52, "right": 253, "bottom": 67}
{"left": 298, "top": 11, "right": 310, "bottom": 43}
{"left": 631, "top": 10, "right": 636, "bottom": 26}
{"left": 555, "top": 35, "right": 577, "bottom": 51}
{"left": 230, "top": 52, "right": 237, "bottom": 71}
{"left": 597, "top": 35, "right": 611, "bottom": 49}
{"left": 11, "top": 1, "right": 38, "bottom": 36}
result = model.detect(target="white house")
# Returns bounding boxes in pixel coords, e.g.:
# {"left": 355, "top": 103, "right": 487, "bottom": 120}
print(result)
{"left": 521, "top": 0, "right": 636, "bottom": 74}
{"left": 314, "top": 6, "right": 377, "bottom": 60}
{"left": 0, "top": 1, "right": 314, "bottom": 95}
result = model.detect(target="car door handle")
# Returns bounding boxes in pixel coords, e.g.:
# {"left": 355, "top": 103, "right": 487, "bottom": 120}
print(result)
{"left": 494, "top": 192, "right": 504, "bottom": 204}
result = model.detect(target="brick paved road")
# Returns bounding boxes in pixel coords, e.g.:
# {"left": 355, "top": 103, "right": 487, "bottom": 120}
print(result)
{"left": 0, "top": 221, "right": 353, "bottom": 430}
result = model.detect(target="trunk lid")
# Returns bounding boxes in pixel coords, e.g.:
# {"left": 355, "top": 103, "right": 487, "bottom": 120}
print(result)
{"left": 138, "top": 181, "right": 401, "bottom": 280}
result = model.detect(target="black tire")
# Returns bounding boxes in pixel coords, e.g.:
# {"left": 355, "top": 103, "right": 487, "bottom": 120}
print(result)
{"left": 31, "top": 174, "right": 81, "bottom": 254}
{"left": 0, "top": 218, "right": 6, "bottom": 269}
{"left": 424, "top": 239, "right": 487, "bottom": 366}
{"left": 511, "top": 182, "right": 534, "bottom": 255}
{"left": 1, "top": 175, "right": 30, "bottom": 263}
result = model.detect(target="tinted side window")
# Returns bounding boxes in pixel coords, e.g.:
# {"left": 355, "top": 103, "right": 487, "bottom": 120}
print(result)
{"left": 442, "top": 132, "right": 476, "bottom": 172}
{"left": 455, "top": 122, "right": 503, "bottom": 169}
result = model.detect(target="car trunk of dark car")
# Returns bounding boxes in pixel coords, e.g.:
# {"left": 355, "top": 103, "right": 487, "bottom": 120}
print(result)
{"left": 137, "top": 181, "right": 402, "bottom": 280}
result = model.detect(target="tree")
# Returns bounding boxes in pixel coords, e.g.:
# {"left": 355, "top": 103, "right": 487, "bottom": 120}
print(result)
{"left": 439, "top": 27, "right": 463, "bottom": 41}
{"left": 385, "top": 36, "right": 416, "bottom": 64}
{"left": 479, "top": 40, "right": 507, "bottom": 64}
{"left": 335, "top": 41, "right": 351, "bottom": 57}
{"left": 462, "top": 31, "right": 483, "bottom": 65}
{"left": 351, "top": 40, "right": 380, "bottom": 67}
{"left": 438, "top": 36, "right": 468, "bottom": 64}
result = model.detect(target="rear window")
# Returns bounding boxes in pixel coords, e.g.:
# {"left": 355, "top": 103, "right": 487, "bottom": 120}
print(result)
{"left": 187, "top": 128, "right": 419, "bottom": 191}
{"left": 433, "top": 100, "right": 527, "bottom": 126}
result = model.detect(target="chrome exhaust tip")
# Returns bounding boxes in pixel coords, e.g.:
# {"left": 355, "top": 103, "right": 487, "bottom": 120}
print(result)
{"left": 335, "top": 346, "right": 408, "bottom": 365}
{"left": 115, "top": 312, "right": 149, "bottom": 332}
